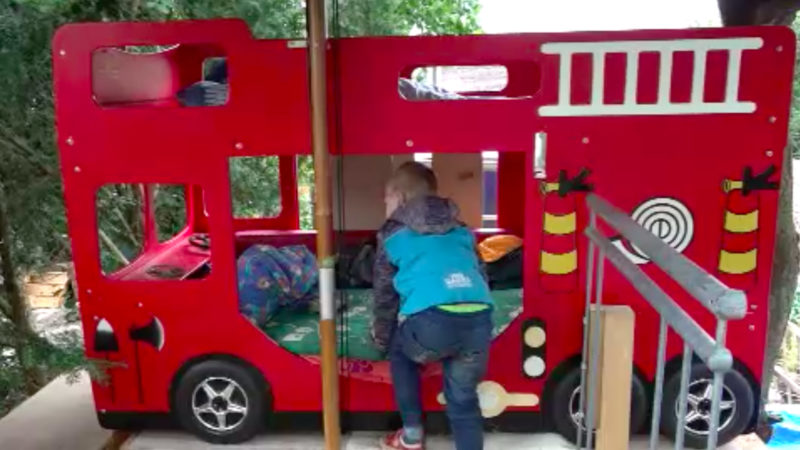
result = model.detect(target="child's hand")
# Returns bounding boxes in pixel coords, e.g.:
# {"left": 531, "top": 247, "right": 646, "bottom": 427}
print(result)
{"left": 370, "top": 327, "right": 390, "bottom": 353}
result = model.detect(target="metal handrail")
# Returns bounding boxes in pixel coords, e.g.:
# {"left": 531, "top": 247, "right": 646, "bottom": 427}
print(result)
{"left": 577, "top": 194, "right": 745, "bottom": 450}
{"left": 585, "top": 228, "right": 732, "bottom": 371}
{"left": 586, "top": 195, "right": 747, "bottom": 320}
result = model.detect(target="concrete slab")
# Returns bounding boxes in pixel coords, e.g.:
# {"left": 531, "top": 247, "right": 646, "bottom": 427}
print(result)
{"left": 0, "top": 372, "right": 111, "bottom": 450}
{"left": 126, "top": 430, "right": 755, "bottom": 449}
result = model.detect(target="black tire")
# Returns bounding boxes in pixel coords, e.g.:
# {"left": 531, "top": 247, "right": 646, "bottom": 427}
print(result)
{"left": 547, "top": 366, "right": 648, "bottom": 445}
{"left": 174, "top": 360, "right": 267, "bottom": 444}
{"left": 660, "top": 364, "right": 754, "bottom": 449}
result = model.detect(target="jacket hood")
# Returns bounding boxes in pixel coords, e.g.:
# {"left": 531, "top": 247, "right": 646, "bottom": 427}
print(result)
{"left": 389, "top": 195, "right": 462, "bottom": 234}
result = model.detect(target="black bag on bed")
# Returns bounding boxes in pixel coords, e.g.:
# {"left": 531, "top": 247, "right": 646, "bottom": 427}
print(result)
{"left": 486, "top": 246, "right": 523, "bottom": 290}
{"left": 336, "top": 239, "right": 376, "bottom": 288}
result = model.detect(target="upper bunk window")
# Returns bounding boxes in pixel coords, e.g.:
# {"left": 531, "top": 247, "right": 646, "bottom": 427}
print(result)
{"left": 411, "top": 65, "right": 508, "bottom": 93}
{"left": 399, "top": 63, "right": 539, "bottom": 101}
{"left": 91, "top": 44, "right": 228, "bottom": 108}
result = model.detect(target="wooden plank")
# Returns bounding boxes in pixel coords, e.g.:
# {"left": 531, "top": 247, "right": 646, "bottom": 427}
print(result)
{"left": 432, "top": 153, "right": 483, "bottom": 228}
{"left": 24, "top": 283, "right": 66, "bottom": 297}
{"left": 331, "top": 155, "right": 393, "bottom": 230}
{"left": 593, "top": 305, "right": 635, "bottom": 450}
{"left": 105, "top": 431, "right": 132, "bottom": 450}
{"left": 28, "top": 296, "right": 64, "bottom": 309}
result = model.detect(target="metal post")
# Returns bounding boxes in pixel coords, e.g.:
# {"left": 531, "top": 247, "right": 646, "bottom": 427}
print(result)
{"left": 306, "top": 0, "right": 341, "bottom": 448}
{"left": 649, "top": 318, "right": 668, "bottom": 450}
{"left": 585, "top": 248, "right": 605, "bottom": 450}
{"left": 576, "top": 213, "right": 598, "bottom": 449}
{"left": 707, "top": 320, "right": 728, "bottom": 450}
{"left": 674, "top": 343, "right": 693, "bottom": 450}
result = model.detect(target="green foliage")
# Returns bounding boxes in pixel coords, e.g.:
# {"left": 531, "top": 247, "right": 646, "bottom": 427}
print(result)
{"left": 97, "top": 184, "right": 144, "bottom": 273}
{"left": 154, "top": 184, "right": 187, "bottom": 242}
{"left": 229, "top": 157, "right": 282, "bottom": 218}
{"left": 0, "top": 315, "right": 86, "bottom": 416}
{"left": 333, "top": 0, "right": 481, "bottom": 37}
{"left": 0, "top": 1, "right": 69, "bottom": 270}
{"left": 298, "top": 156, "right": 315, "bottom": 230}
{"left": 172, "top": 0, "right": 306, "bottom": 38}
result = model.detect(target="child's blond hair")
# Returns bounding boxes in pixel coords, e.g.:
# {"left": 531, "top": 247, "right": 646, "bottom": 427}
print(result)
{"left": 387, "top": 161, "right": 438, "bottom": 200}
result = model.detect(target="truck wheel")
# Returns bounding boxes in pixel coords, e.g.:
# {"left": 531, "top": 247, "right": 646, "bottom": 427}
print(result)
{"left": 548, "top": 366, "right": 648, "bottom": 445}
{"left": 174, "top": 360, "right": 267, "bottom": 444}
{"left": 660, "top": 364, "right": 753, "bottom": 449}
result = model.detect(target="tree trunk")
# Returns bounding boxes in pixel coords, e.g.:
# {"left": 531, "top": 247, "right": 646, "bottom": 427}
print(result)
{"left": 0, "top": 183, "right": 45, "bottom": 393}
{"left": 718, "top": 0, "right": 800, "bottom": 26}
{"left": 718, "top": 0, "right": 800, "bottom": 435}
{"left": 762, "top": 151, "right": 800, "bottom": 408}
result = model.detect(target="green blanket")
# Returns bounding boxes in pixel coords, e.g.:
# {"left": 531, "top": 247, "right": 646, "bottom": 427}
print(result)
{"left": 262, "top": 289, "right": 523, "bottom": 361}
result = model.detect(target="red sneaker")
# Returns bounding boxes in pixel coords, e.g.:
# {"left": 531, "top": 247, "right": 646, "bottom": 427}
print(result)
{"left": 379, "top": 429, "right": 424, "bottom": 450}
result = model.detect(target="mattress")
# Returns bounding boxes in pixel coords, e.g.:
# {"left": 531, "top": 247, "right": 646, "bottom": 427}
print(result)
{"left": 261, "top": 288, "right": 523, "bottom": 361}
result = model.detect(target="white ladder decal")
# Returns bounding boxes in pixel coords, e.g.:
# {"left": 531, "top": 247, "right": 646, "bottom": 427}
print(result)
{"left": 538, "top": 37, "right": 763, "bottom": 117}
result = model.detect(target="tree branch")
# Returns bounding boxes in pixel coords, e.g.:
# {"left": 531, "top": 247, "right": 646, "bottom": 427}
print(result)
{"left": 111, "top": 205, "right": 142, "bottom": 248}
{"left": 0, "top": 125, "right": 56, "bottom": 178}
{"left": 98, "top": 229, "right": 130, "bottom": 265}
{"left": 0, "top": 296, "right": 12, "bottom": 320}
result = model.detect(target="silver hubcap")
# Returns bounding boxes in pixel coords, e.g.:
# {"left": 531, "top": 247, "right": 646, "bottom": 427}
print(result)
{"left": 192, "top": 377, "right": 248, "bottom": 432}
{"left": 568, "top": 386, "right": 589, "bottom": 431}
{"left": 675, "top": 378, "right": 736, "bottom": 436}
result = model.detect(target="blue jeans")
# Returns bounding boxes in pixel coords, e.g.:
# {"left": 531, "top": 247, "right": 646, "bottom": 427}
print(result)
{"left": 390, "top": 307, "right": 492, "bottom": 450}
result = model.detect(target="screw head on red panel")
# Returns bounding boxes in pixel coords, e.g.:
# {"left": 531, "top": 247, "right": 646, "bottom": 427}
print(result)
{"left": 582, "top": 137, "right": 589, "bottom": 144}
{"left": 66, "top": 136, "right": 74, "bottom": 146}
{"left": 405, "top": 140, "right": 414, "bottom": 148}
{"left": 769, "top": 116, "right": 777, "bottom": 124}
{"left": 59, "top": 49, "right": 66, "bottom": 57}
{"left": 766, "top": 150, "right": 774, "bottom": 157}
{"left": 73, "top": 166, "right": 81, "bottom": 173}
{"left": 234, "top": 142, "right": 244, "bottom": 150}
{"left": 777, "top": 45, "right": 784, "bottom": 52}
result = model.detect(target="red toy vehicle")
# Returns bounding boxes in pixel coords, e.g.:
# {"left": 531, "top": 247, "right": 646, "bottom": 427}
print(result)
{"left": 52, "top": 19, "right": 794, "bottom": 446}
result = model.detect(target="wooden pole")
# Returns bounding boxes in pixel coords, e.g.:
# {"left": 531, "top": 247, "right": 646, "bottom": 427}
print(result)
{"left": 306, "top": 0, "right": 340, "bottom": 448}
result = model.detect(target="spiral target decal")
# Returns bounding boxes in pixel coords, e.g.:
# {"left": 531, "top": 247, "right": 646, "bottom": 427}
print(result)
{"left": 614, "top": 197, "right": 694, "bottom": 264}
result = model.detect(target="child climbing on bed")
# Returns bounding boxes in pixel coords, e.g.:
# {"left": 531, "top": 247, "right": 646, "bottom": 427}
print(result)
{"left": 372, "top": 162, "right": 493, "bottom": 450}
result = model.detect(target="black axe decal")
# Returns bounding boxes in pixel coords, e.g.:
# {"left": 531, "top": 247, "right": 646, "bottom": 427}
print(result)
{"left": 129, "top": 317, "right": 165, "bottom": 404}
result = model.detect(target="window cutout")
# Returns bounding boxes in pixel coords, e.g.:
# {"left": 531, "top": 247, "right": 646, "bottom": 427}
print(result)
{"left": 229, "top": 156, "right": 282, "bottom": 218}
{"left": 154, "top": 185, "right": 187, "bottom": 243}
{"left": 97, "top": 184, "right": 210, "bottom": 280}
{"left": 400, "top": 62, "right": 540, "bottom": 101}
{"left": 297, "top": 156, "right": 315, "bottom": 230}
{"left": 91, "top": 44, "right": 227, "bottom": 107}
{"left": 203, "top": 57, "right": 228, "bottom": 82}
{"left": 482, "top": 151, "right": 498, "bottom": 228}
{"left": 97, "top": 184, "right": 145, "bottom": 274}
{"left": 411, "top": 65, "right": 508, "bottom": 93}
{"left": 400, "top": 65, "right": 511, "bottom": 101}
{"left": 413, "top": 153, "right": 433, "bottom": 167}
{"left": 121, "top": 44, "right": 180, "bottom": 54}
